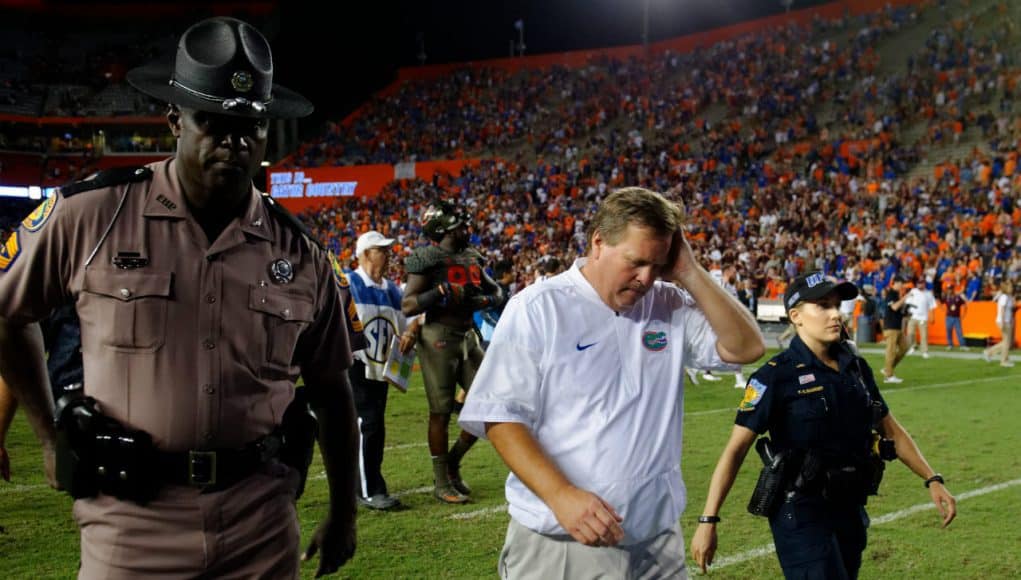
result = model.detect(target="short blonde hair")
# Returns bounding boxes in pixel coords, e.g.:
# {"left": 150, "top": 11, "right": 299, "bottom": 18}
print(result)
{"left": 588, "top": 187, "right": 684, "bottom": 246}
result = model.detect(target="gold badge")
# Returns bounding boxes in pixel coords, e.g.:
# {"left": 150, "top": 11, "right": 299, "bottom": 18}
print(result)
{"left": 231, "top": 71, "right": 254, "bottom": 93}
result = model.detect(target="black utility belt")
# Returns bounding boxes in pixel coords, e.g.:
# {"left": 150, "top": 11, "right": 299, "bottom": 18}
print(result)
{"left": 156, "top": 435, "right": 282, "bottom": 492}
{"left": 55, "top": 392, "right": 282, "bottom": 503}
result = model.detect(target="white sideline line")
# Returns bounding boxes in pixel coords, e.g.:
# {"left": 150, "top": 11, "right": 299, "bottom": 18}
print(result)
{"left": 385, "top": 442, "right": 427, "bottom": 451}
{"left": 706, "top": 477, "right": 1021, "bottom": 572}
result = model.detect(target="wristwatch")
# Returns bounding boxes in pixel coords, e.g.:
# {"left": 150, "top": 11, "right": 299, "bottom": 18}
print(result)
{"left": 924, "top": 473, "right": 945, "bottom": 488}
{"left": 698, "top": 515, "right": 721, "bottom": 524}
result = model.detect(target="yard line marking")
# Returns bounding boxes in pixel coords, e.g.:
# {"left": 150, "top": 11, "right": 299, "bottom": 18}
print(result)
{"left": 707, "top": 477, "right": 1021, "bottom": 572}
{"left": 384, "top": 442, "right": 427, "bottom": 451}
{"left": 394, "top": 485, "right": 433, "bottom": 498}
{"left": 448, "top": 504, "right": 508, "bottom": 520}
{"left": 0, "top": 483, "right": 47, "bottom": 495}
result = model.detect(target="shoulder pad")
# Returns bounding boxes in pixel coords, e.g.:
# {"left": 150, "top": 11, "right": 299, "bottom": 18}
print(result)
{"left": 261, "top": 194, "right": 322, "bottom": 250}
{"left": 59, "top": 166, "right": 152, "bottom": 198}
{"left": 405, "top": 245, "right": 446, "bottom": 274}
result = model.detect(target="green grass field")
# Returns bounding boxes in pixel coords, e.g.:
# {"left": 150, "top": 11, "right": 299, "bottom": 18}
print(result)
{"left": 1, "top": 347, "right": 1019, "bottom": 579}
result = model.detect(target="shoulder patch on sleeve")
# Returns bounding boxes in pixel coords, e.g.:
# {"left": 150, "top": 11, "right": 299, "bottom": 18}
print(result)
{"left": 0, "top": 231, "right": 21, "bottom": 271}
{"left": 21, "top": 194, "right": 58, "bottom": 232}
{"left": 59, "top": 166, "right": 152, "bottom": 198}
{"left": 738, "top": 378, "right": 768, "bottom": 411}
{"left": 327, "top": 251, "right": 350, "bottom": 288}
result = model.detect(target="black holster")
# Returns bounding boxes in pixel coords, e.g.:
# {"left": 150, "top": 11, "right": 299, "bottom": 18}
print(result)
{"left": 747, "top": 438, "right": 789, "bottom": 517}
{"left": 278, "top": 388, "right": 319, "bottom": 500}
{"left": 55, "top": 389, "right": 158, "bottom": 504}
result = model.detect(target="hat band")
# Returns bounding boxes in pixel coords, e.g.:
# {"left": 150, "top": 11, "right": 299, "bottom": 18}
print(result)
{"left": 169, "top": 78, "right": 272, "bottom": 114}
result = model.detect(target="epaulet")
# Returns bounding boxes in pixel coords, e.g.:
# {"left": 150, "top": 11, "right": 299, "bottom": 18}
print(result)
{"left": 261, "top": 193, "right": 322, "bottom": 250}
{"left": 59, "top": 166, "right": 152, "bottom": 198}
{"left": 765, "top": 349, "right": 791, "bottom": 368}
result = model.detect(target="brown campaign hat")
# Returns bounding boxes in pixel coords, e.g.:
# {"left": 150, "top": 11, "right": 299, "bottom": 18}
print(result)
{"left": 127, "top": 17, "right": 313, "bottom": 119}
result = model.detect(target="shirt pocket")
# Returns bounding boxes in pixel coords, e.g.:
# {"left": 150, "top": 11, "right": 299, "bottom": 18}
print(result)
{"left": 249, "top": 285, "right": 315, "bottom": 374}
{"left": 80, "top": 268, "right": 172, "bottom": 353}
{"left": 786, "top": 394, "right": 830, "bottom": 444}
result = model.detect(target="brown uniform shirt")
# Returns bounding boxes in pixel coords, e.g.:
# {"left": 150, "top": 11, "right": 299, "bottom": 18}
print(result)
{"left": 0, "top": 159, "right": 352, "bottom": 451}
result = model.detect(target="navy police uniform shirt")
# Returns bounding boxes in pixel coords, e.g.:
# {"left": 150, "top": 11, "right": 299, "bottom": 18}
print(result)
{"left": 735, "top": 335, "right": 889, "bottom": 463}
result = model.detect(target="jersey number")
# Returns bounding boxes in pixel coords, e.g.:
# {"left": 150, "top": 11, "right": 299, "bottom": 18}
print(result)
{"left": 446, "top": 264, "right": 481, "bottom": 286}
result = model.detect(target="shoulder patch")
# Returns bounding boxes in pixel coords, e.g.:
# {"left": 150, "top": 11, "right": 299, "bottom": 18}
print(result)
{"left": 328, "top": 251, "right": 350, "bottom": 288}
{"left": 0, "top": 231, "right": 21, "bottom": 271}
{"left": 261, "top": 194, "right": 322, "bottom": 250}
{"left": 59, "top": 166, "right": 152, "bottom": 198}
{"left": 738, "top": 378, "right": 768, "bottom": 412}
{"left": 21, "top": 195, "right": 58, "bottom": 232}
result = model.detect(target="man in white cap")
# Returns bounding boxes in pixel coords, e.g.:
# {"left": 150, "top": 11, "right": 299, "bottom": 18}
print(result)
{"left": 346, "top": 231, "right": 418, "bottom": 510}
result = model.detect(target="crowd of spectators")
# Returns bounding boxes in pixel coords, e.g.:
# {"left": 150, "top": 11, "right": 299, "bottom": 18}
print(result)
{"left": 3, "top": 0, "right": 1020, "bottom": 312}
{"left": 295, "top": 1, "right": 1021, "bottom": 309}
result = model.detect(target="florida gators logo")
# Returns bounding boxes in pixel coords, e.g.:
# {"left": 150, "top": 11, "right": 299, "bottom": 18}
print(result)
{"left": 22, "top": 195, "right": 57, "bottom": 232}
{"left": 0, "top": 231, "right": 21, "bottom": 272}
{"left": 642, "top": 331, "right": 668, "bottom": 351}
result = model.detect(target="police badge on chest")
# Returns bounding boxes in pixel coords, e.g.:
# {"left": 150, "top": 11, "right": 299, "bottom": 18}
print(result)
{"left": 268, "top": 258, "right": 294, "bottom": 284}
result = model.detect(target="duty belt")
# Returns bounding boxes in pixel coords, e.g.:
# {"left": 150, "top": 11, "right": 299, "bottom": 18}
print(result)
{"left": 156, "top": 433, "right": 282, "bottom": 492}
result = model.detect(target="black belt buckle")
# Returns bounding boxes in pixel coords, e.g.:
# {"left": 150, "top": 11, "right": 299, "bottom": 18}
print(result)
{"left": 188, "top": 451, "right": 217, "bottom": 486}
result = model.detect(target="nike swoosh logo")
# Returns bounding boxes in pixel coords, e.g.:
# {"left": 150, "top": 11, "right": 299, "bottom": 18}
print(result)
{"left": 576, "top": 342, "right": 597, "bottom": 351}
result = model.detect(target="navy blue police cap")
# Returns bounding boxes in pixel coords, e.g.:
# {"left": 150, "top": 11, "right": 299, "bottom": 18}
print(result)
{"left": 783, "top": 271, "right": 858, "bottom": 313}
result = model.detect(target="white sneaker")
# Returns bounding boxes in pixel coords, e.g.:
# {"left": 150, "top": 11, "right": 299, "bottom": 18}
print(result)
{"left": 701, "top": 373, "right": 722, "bottom": 382}
{"left": 922, "top": 352, "right": 930, "bottom": 359}
{"left": 686, "top": 368, "right": 700, "bottom": 385}
{"left": 1001, "top": 361, "right": 1015, "bottom": 368}
{"left": 907, "top": 346, "right": 917, "bottom": 356}
{"left": 734, "top": 381, "right": 746, "bottom": 389}
{"left": 983, "top": 351, "right": 992, "bottom": 362}
{"left": 884, "top": 375, "right": 904, "bottom": 383}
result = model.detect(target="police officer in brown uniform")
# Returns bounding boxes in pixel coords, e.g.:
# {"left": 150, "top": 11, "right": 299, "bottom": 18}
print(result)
{"left": 0, "top": 17, "right": 358, "bottom": 578}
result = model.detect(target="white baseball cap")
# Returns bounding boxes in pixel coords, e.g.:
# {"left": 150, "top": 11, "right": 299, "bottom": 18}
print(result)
{"left": 356, "top": 231, "right": 395, "bottom": 257}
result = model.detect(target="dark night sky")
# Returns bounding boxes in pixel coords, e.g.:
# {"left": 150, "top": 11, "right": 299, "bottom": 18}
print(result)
{"left": 2, "top": 0, "right": 832, "bottom": 137}
{"left": 272, "top": 0, "right": 832, "bottom": 136}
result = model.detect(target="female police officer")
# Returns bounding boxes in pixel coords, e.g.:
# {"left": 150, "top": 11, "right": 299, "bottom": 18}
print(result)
{"left": 690, "top": 272, "right": 956, "bottom": 579}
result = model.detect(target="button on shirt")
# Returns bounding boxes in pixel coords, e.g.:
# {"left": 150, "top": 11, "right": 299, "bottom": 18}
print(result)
{"left": 460, "top": 259, "right": 733, "bottom": 544}
{"left": 0, "top": 159, "right": 352, "bottom": 452}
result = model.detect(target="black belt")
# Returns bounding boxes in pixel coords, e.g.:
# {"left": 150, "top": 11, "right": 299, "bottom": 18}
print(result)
{"left": 157, "top": 434, "right": 282, "bottom": 492}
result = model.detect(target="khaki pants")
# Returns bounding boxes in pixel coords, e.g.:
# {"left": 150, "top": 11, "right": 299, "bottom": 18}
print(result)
{"left": 499, "top": 518, "right": 688, "bottom": 580}
{"left": 74, "top": 463, "right": 300, "bottom": 579}
{"left": 905, "top": 318, "right": 929, "bottom": 354}
{"left": 883, "top": 329, "right": 908, "bottom": 377}
{"left": 985, "top": 323, "right": 1014, "bottom": 363}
